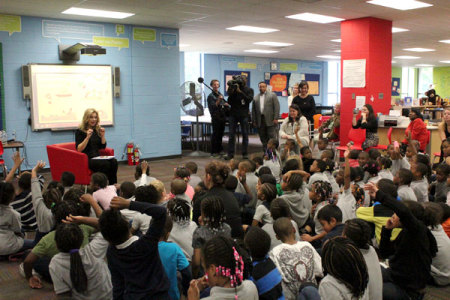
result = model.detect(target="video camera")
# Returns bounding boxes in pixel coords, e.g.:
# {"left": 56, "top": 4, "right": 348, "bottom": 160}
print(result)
{"left": 227, "top": 75, "right": 245, "bottom": 94}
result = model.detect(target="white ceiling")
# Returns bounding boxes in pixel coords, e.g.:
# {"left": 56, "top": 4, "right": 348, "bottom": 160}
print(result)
{"left": 1, "top": 0, "right": 449, "bottom": 66}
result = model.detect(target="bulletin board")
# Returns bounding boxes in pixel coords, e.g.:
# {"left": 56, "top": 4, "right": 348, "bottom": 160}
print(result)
{"left": 224, "top": 70, "right": 250, "bottom": 96}
{"left": 304, "top": 73, "right": 320, "bottom": 96}
{"left": 391, "top": 77, "right": 400, "bottom": 96}
{"left": 265, "top": 72, "right": 291, "bottom": 96}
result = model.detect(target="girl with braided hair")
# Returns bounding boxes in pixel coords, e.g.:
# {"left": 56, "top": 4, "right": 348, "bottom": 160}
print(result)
{"left": 343, "top": 219, "right": 382, "bottom": 300}
{"left": 204, "top": 161, "right": 244, "bottom": 238}
{"left": 188, "top": 235, "right": 258, "bottom": 300}
{"left": 49, "top": 223, "right": 111, "bottom": 299}
{"left": 192, "top": 196, "right": 231, "bottom": 277}
{"left": 319, "top": 236, "right": 369, "bottom": 300}
{"left": 167, "top": 197, "right": 198, "bottom": 262}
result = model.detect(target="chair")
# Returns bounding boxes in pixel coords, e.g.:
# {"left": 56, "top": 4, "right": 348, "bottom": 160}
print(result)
{"left": 336, "top": 128, "right": 366, "bottom": 157}
{"left": 319, "top": 115, "right": 331, "bottom": 127}
{"left": 368, "top": 127, "right": 392, "bottom": 151}
{"left": 181, "top": 121, "right": 194, "bottom": 149}
{"left": 313, "top": 114, "right": 322, "bottom": 129}
{"left": 0, "top": 143, "right": 7, "bottom": 179}
{"left": 46, "top": 142, "right": 114, "bottom": 185}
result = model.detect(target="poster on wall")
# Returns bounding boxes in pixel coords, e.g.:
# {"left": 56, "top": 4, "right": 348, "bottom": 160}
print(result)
{"left": 265, "top": 72, "right": 291, "bottom": 96}
{"left": 224, "top": 70, "right": 250, "bottom": 96}
{"left": 304, "top": 73, "right": 320, "bottom": 96}
{"left": 391, "top": 77, "right": 400, "bottom": 96}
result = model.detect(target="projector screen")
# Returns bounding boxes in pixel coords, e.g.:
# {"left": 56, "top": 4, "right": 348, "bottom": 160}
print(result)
{"left": 29, "top": 64, "right": 114, "bottom": 131}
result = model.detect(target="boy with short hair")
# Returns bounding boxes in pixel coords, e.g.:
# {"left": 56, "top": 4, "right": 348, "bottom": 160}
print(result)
{"left": 411, "top": 162, "right": 429, "bottom": 202}
{"left": 393, "top": 168, "right": 417, "bottom": 201}
{"left": 118, "top": 181, "right": 139, "bottom": 222}
{"left": 131, "top": 185, "right": 161, "bottom": 235}
{"left": 312, "top": 138, "right": 328, "bottom": 159}
{"left": 60, "top": 171, "right": 75, "bottom": 193}
{"left": 170, "top": 178, "right": 191, "bottom": 204}
{"left": 317, "top": 205, "right": 344, "bottom": 246}
{"left": 244, "top": 227, "right": 284, "bottom": 300}
{"left": 308, "top": 159, "right": 329, "bottom": 189}
{"left": 185, "top": 161, "right": 202, "bottom": 188}
{"left": 270, "top": 217, "right": 322, "bottom": 300}
{"left": 430, "top": 164, "right": 450, "bottom": 203}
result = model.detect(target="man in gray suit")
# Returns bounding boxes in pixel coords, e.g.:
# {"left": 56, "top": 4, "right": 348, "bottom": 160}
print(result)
{"left": 252, "top": 81, "right": 280, "bottom": 150}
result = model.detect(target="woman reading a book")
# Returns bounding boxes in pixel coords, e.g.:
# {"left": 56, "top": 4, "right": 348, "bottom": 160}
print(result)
{"left": 76, "top": 108, "right": 118, "bottom": 184}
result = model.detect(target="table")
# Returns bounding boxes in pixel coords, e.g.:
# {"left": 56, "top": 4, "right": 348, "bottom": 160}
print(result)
{"left": 2, "top": 140, "right": 25, "bottom": 173}
{"left": 378, "top": 126, "right": 440, "bottom": 156}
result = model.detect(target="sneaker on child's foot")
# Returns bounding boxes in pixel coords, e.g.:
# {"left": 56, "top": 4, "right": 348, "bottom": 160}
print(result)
{"left": 19, "top": 262, "right": 40, "bottom": 278}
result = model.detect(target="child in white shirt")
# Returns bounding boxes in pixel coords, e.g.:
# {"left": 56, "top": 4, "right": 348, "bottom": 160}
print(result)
{"left": 393, "top": 168, "right": 418, "bottom": 201}
{"left": 410, "top": 162, "right": 429, "bottom": 202}
{"left": 252, "top": 183, "right": 277, "bottom": 226}
{"left": 308, "top": 159, "right": 330, "bottom": 189}
{"left": 336, "top": 153, "right": 357, "bottom": 222}
{"left": 263, "top": 138, "right": 281, "bottom": 183}
{"left": 270, "top": 217, "right": 322, "bottom": 300}
{"left": 134, "top": 161, "right": 156, "bottom": 187}
{"left": 378, "top": 157, "right": 394, "bottom": 181}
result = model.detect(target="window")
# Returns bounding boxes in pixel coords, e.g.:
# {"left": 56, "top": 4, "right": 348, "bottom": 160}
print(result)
{"left": 327, "top": 61, "right": 340, "bottom": 106}
{"left": 418, "top": 67, "right": 433, "bottom": 98}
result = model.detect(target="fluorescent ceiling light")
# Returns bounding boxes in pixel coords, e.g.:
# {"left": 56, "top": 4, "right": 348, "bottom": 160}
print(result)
{"left": 226, "top": 26, "right": 279, "bottom": 33}
{"left": 317, "top": 55, "right": 340, "bottom": 59}
{"left": 440, "top": 61, "right": 450, "bottom": 64}
{"left": 244, "top": 49, "right": 279, "bottom": 54}
{"left": 403, "top": 48, "right": 435, "bottom": 52}
{"left": 415, "top": 64, "right": 434, "bottom": 67}
{"left": 392, "top": 60, "right": 396, "bottom": 63}
{"left": 331, "top": 39, "right": 341, "bottom": 43}
{"left": 62, "top": 7, "right": 134, "bottom": 19}
{"left": 333, "top": 50, "right": 341, "bottom": 53}
{"left": 286, "top": 13, "right": 344, "bottom": 24}
{"left": 253, "top": 41, "right": 293, "bottom": 47}
{"left": 439, "top": 40, "right": 450, "bottom": 44}
{"left": 392, "top": 27, "right": 409, "bottom": 33}
{"left": 394, "top": 56, "right": 420, "bottom": 59}
{"left": 179, "top": 44, "right": 190, "bottom": 47}
{"left": 367, "top": 0, "right": 433, "bottom": 10}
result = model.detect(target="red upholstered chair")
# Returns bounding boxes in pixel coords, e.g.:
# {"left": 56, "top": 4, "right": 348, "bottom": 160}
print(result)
{"left": 319, "top": 115, "right": 331, "bottom": 127}
{"left": 336, "top": 128, "right": 366, "bottom": 157}
{"left": 0, "top": 143, "right": 7, "bottom": 178}
{"left": 368, "top": 127, "right": 392, "bottom": 151}
{"left": 46, "top": 142, "right": 114, "bottom": 185}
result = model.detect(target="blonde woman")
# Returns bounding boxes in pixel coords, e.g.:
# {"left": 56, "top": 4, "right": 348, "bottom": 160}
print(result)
{"left": 287, "top": 83, "right": 299, "bottom": 108}
{"left": 75, "top": 108, "right": 118, "bottom": 184}
{"left": 438, "top": 107, "right": 450, "bottom": 141}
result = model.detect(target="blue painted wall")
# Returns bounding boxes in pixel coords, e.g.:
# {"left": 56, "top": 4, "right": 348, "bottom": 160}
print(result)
{"left": 0, "top": 16, "right": 180, "bottom": 169}
{"left": 203, "top": 54, "right": 328, "bottom": 114}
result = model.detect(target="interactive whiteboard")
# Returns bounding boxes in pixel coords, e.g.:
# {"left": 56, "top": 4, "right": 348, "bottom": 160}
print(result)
{"left": 29, "top": 64, "right": 113, "bottom": 131}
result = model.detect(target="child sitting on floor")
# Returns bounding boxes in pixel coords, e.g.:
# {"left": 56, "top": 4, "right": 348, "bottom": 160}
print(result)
{"left": 312, "top": 138, "right": 328, "bottom": 159}
{"left": 244, "top": 227, "right": 284, "bottom": 300}
{"left": 174, "top": 166, "right": 195, "bottom": 200}
{"left": 131, "top": 185, "right": 161, "bottom": 235}
{"left": 252, "top": 182, "right": 277, "bottom": 226}
{"left": 170, "top": 178, "right": 191, "bottom": 203}
{"left": 270, "top": 217, "right": 322, "bottom": 300}
{"left": 430, "top": 164, "right": 450, "bottom": 203}
{"left": 317, "top": 205, "right": 345, "bottom": 251}
{"left": 378, "top": 156, "right": 394, "bottom": 181}
{"left": 411, "top": 162, "right": 429, "bottom": 202}
{"left": 394, "top": 168, "right": 417, "bottom": 201}
{"left": 186, "top": 161, "right": 202, "bottom": 188}
{"left": 91, "top": 172, "right": 117, "bottom": 210}
{"left": 308, "top": 159, "right": 330, "bottom": 189}
{"left": 264, "top": 138, "right": 281, "bottom": 183}
{"left": 134, "top": 160, "right": 156, "bottom": 187}
{"left": 300, "top": 146, "right": 314, "bottom": 174}
{"left": 279, "top": 172, "right": 311, "bottom": 229}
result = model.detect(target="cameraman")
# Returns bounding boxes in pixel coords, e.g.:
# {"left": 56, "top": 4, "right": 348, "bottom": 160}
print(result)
{"left": 207, "top": 79, "right": 229, "bottom": 157}
{"left": 225, "top": 75, "right": 254, "bottom": 159}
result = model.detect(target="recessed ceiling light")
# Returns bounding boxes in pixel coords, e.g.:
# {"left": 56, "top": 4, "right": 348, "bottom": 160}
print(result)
{"left": 253, "top": 41, "right": 293, "bottom": 47}
{"left": 440, "top": 61, "right": 450, "bottom": 64}
{"left": 392, "top": 27, "right": 409, "bottom": 33}
{"left": 179, "top": 44, "right": 190, "bottom": 47}
{"left": 331, "top": 39, "right": 341, "bottom": 43}
{"left": 226, "top": 26, "right": 279, "bottom": 33}
{"left": 415, "top": 64, "right": 434, "bottom": 67}
{"left": 62, "top": 7, "right": 134, "bottom": 19}
{"left": 403, "top": 48, "right": 435, "bottom": 52}
{"left": 244, "top": 49, "right": 279, "bottom": 54}
{"left": 317, "top": 55, "right": 341, "bottom": 59}
{"left": 333, "top": 50, "right": 341, "bottom": 53}
{"left": 367, "top": 0, "right": 433, "bottom": 10}
{"left": 394, "top": 56, "right": 420, "bottom": 59}
{"left": 439, "top": 40, "right": 450, "bottom": 44}
{"left": 286, "top": 13, "right": 344, "bottom": 24}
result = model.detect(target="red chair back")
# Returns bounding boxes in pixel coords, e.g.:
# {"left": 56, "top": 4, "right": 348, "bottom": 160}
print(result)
{"left": 0, "top": 142, "right": 3, "bottom": 156}
{"left": 319, "top": 116, "right": 331, "bottom": 127}
{"left": 387, "top": 127, "right": 393, "bottom": 145}
{"left": 348, "top": 128, "right": 366, "bottom": 148}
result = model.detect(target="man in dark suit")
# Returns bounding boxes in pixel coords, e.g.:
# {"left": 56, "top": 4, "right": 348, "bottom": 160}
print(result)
{"left": 252, "top": 82, "right": 280, "bottom": 151}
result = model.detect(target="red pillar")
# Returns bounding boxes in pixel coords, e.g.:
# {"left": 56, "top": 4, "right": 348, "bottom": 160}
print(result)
{"left": 339, "top": 17, "right": 392, "bottom": 146}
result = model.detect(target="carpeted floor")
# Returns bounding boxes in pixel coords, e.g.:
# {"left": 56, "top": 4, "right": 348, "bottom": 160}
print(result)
{"left": 0, "top": 134, "right": 449, "bottom": 299}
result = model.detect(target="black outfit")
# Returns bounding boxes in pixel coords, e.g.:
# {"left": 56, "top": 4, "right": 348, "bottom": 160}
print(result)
{"left": 377, "top": 190, "right": 437, "bottom": 299}
{"left": 207, "top": 91, "right": 226, "bottom": 155}
{"left": 227, "top": 86, "right": 254, "bottom": 157}
{"left": 352, "top": 117, "right": 379, "bottom": 149}
{"left": 75, "top": 129, "right": 118, "bottom": 184}
{"left": 292, "top": 95, "right": 316, "bottom": 138}
{"left": 207, "top": 186, "right": 244, "bottom": 238}
{"left": 106, "top": 201, "right": 170, "bottom": 300}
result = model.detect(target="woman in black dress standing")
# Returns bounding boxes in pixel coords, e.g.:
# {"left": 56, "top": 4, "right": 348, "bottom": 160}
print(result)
{"left": 292, "top": 81, "right": 316, "bottom": 140}
{"left": 352, "top": 104, "right": 379, "bottom": 150}
{"left": 75, "top": 108, "right": 118, "bottom": 184}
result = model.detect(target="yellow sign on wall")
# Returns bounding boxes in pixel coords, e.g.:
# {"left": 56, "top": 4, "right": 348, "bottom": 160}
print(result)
{"left": 280, "top": 63, "right": 298, "bottom": 71}
{"left": 238, "top": 62, "right": 257, "bottom": 69}
{"left": 133, "top": 27, "right": 156, "bottom": 43}
{"left": 93, "top": 36, "right": 129, "bottom": 50}
{"left": 0, "top": 14, "right": 21, "bottom": 35}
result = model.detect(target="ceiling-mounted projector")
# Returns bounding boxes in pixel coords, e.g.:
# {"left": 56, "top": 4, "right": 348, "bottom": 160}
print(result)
{"left": 59, "top": 43, "right": 106, "bottom": 63}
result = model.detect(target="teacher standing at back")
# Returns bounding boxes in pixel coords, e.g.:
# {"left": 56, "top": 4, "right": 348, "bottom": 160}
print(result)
{"left": 75, "top": 108, "right": 118, "bottom": 184}
{"left": 292, "top": 81, "right": 316, "bottom": 139}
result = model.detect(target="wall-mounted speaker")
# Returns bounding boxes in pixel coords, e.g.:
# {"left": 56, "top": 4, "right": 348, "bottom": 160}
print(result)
{"left": 113, "top": 67, "right": 120, "bottom": 98}
{"left": 21, "top": 65, "right": 31, "bottom": 100}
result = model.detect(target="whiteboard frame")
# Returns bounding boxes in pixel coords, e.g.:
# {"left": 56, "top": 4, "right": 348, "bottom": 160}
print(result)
{"left": 28, "top": 63, "right": 114, "bottom": 131}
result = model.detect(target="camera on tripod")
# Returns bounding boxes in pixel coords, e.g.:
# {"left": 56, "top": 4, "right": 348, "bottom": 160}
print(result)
{"left": 227, "top": 75, "right": 245, "bottom": 94}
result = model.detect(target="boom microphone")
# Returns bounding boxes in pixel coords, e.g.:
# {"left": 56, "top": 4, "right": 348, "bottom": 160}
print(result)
{"left": 198, "top": 77, "right": 214, "bottom": 93}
